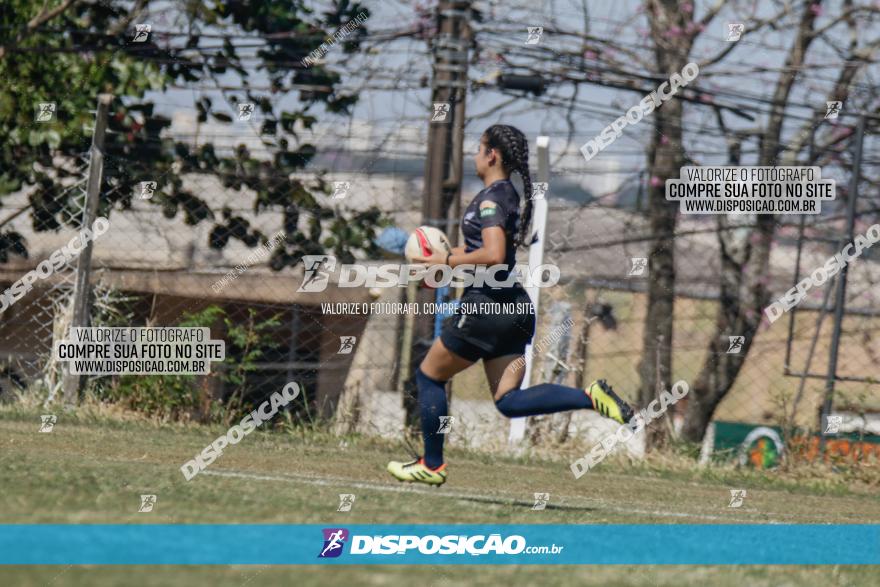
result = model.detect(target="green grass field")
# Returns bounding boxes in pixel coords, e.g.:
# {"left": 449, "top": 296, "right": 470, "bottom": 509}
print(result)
{"left": 1, "top": 407, "right": 879, "bottom": 586}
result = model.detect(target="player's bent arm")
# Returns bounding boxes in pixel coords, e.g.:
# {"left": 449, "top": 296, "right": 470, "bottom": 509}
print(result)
{"left": 448, "top": 226, "right": 506, "bottom": 267}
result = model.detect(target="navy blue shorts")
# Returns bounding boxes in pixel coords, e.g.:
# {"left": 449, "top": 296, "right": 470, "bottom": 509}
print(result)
{"left": 440, "top": 286, "right": 536, "bottom": 362}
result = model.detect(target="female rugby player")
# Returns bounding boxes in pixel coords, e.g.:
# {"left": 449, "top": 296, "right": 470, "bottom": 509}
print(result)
{"left": 387, "top": 124, "right": 634, "bottom": 486}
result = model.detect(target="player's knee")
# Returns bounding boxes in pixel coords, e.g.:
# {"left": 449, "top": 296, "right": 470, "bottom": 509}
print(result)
{"left": 416, "top": 365, "right": 448, "bottom": 386}
{"left": 493, "top": 388, "right": 521, "bottom": 418}
{"left": 492, "top": 380, "right": 519, "bottom": 402}
{"left": 494, "top": 399, "right": 514, "bottom": 418}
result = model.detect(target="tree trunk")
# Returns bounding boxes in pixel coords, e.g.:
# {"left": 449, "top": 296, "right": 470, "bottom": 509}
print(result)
{"left": 681, "top": 214, "right": 772, "bottom": 441}
{"left": 681, "top": 3, "right": 821, "bottom": 442}
{"left": 635, "top": 0, "right": 696, "bottom": 448}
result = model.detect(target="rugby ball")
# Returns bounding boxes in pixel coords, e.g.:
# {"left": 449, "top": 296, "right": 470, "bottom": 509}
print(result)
{"left": 405, "top": 226, "right": 452, "bottom": 262}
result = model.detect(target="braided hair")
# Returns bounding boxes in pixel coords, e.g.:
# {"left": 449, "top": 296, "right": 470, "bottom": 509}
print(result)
{"left": 482, "top": 124, "right": 535, "bottom": 248}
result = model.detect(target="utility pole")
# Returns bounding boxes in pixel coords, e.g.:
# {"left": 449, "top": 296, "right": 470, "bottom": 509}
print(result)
{"left": 423, "top": 0, "right": 471, "bottom": 244}
{"left": 62, "top": 93, "right": 112, "bottom": 407}
{"left": 402, "top": 0, "right": 471, "bottom": 426}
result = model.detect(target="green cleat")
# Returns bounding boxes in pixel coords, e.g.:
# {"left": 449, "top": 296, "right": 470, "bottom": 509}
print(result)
{"left": 387, "top": 457, "right": 447, "bottom": 486}
{"left": 586, "top": 379, "right": 634, "bottom": 424}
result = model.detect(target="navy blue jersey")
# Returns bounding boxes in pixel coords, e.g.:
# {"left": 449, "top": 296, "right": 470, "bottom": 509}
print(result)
{"left": 461, "top": 179, "right": 520, "bottom": 289}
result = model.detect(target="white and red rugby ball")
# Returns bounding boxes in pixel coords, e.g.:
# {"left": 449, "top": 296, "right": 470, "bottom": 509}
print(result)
{"left": 405, "top": 226, "right": 452, "bottom": 262}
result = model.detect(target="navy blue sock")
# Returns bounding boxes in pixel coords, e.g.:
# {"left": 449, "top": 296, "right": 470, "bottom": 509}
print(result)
{"left": 494, "top": 383, "right": 592, "bottom": 418}
{"left": 416, "top": 368, "right": 448, "bottom": 469}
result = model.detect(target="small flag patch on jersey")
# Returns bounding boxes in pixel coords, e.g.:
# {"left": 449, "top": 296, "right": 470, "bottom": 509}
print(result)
{"left": 479, "top": 201, "right": 498, "bottom": 217}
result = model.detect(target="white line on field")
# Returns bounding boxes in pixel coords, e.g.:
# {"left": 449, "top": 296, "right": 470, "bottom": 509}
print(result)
{"left": 201, "top": 469, "right": 782, "bottom": 523}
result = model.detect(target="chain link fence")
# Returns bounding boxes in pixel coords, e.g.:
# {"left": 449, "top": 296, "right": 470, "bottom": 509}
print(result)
{"left": 1, "top": 117, "right": 878, "bottom": 460}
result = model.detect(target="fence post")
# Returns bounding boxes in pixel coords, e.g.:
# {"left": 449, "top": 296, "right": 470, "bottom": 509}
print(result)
{"left": 508, "top": 135, "right": 550, "bottom": 444}
{"left": 61, "top": 94, "right": 112, "bottom": 407}
{"left": 818, "top": 113, "right": 866, "bottom": 451}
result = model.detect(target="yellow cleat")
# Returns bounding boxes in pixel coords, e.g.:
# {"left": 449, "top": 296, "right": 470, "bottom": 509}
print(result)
{"left": 387, "top": 458, "right": 447, "bottom": 486}
{"left": 586, "top": 379, "right": 634, "bottom": 424}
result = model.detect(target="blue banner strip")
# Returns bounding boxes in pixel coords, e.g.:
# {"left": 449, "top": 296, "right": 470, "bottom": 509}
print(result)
{"left": 1, "top": 524, "right": 877, "bottom": 565}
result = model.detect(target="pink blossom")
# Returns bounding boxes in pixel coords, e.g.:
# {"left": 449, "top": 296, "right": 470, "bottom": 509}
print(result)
{"left": 650, "top": 175, "right": 663, "bottom": 187}
{"left": 833, "top": 126, "right": 854, "bottom": 140}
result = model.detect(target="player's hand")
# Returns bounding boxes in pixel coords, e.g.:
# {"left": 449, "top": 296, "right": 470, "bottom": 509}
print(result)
{"left": 410, "top": 250, "right": 448, "bottom": 266}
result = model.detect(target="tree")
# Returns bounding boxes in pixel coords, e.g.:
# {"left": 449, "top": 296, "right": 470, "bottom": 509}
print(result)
{"left": 467, "top": 0, "right": 880, "bottom": 447}
{"left": 0, "top": 0, "right": 384, "bottom": 268}
{"left": 681, "top": 0, "right": 880, "bottom": 441}
{"left": 633, "top": 0, "right": 696, "bottom": 446}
